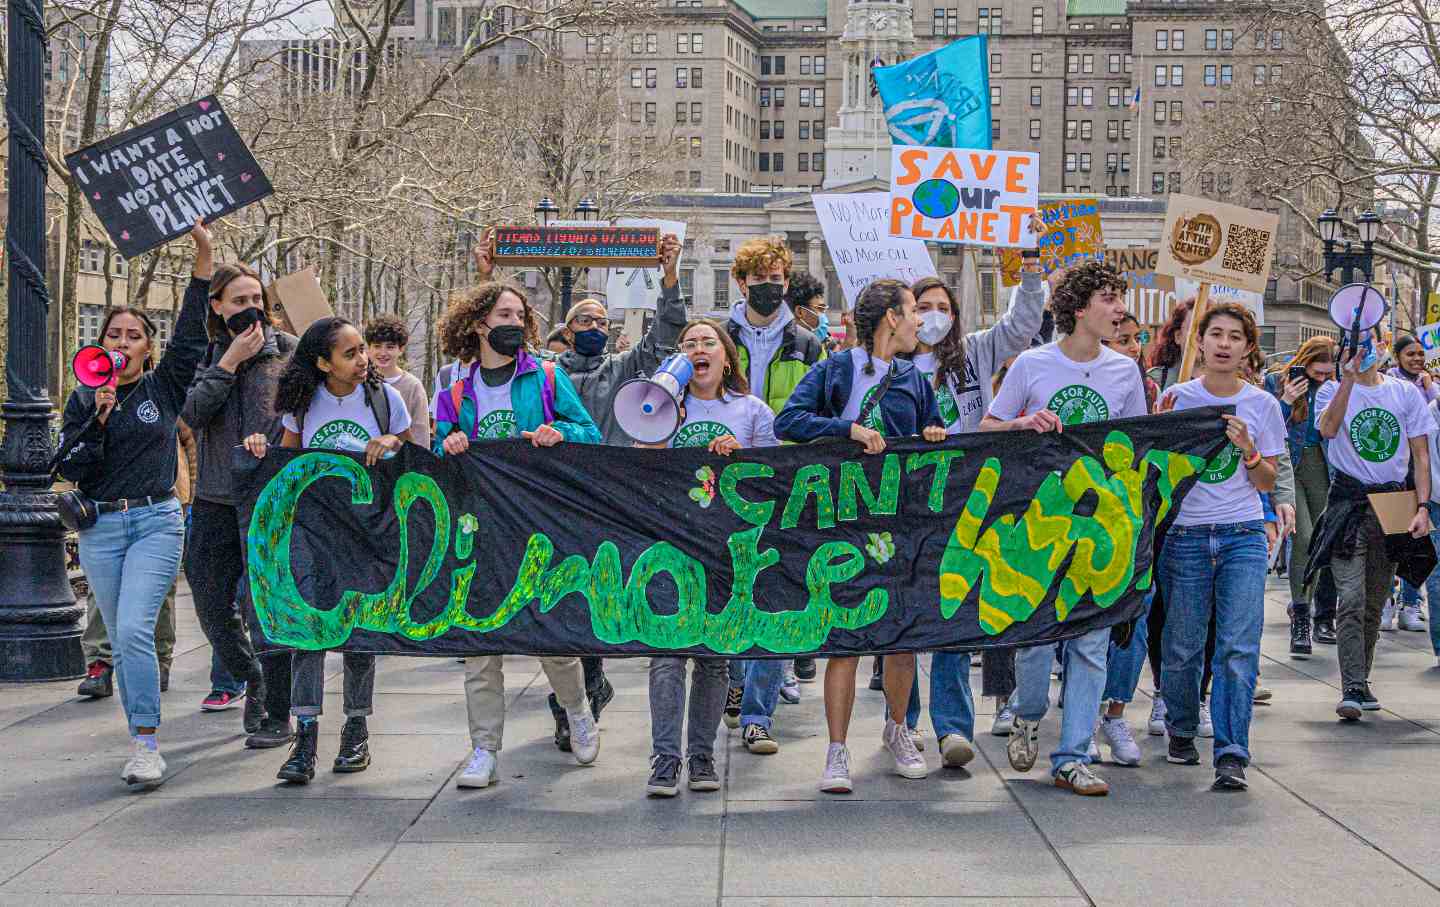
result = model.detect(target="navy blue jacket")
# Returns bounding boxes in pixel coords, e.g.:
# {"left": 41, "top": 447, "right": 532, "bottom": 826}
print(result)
{"left": 775, "top": 350, "right": 942, "bottom": 442}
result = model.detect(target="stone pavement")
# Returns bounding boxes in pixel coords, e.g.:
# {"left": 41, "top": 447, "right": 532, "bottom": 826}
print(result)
{"left": 3, "top": 577, "right": 1440, "bottom": 906}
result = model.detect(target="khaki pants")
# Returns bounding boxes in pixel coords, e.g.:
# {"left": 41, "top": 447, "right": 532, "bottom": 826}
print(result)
{"left": 81, "top": 586, "right": 177, "bottom": 670}
{"left": 464, "top": 655, "right": 585, "bottom": 751}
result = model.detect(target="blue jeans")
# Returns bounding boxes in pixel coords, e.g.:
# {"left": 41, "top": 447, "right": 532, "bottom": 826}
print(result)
{"left": 740, "top": 659, "right": 785, "bottom": 730}
{"left": 77, "top": 498, "right": 185, "bottom": 735}
{"left": 1159, "top": 521, "right": 1266, "bottom": 765}
{"left": 1103, "top": 593, "right": 1151, "bottom": 704}
{"left": 1424, "top": 503, "right": 1440, "bottom": 656}
{"left": 210, "top": 650, "right": 246, "bottom": 696}
{"left": 903, "top": 652, "right": 976, "bottom": 740}
{"left": 1014, "top": 627, "right": 1109, "bottom": 774}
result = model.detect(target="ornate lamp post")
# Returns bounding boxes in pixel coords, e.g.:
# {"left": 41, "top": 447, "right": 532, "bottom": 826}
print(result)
{"left": 1318, "top": 208, "right": 1380, "bottom": 285}
{"left": 535, "top": 195, "right": 601, "bottom": 318}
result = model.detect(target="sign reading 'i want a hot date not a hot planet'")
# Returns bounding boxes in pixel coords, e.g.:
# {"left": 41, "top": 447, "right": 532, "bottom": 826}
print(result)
{"left": 66, "top": 97, "right": 274, "bottom": 258}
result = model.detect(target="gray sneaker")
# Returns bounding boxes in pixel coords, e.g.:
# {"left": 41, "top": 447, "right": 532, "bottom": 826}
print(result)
{"left": 646, "top": 754, "right": 681, "bottom": 797}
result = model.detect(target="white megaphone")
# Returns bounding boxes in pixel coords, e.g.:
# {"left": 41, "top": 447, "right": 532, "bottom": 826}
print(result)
{"left": 612, "top": 353, "right": 694, "bottom": 444}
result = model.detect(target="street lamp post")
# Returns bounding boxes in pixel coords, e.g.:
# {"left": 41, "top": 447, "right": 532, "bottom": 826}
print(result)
{"left": 0, "top": 0, "right": 85, "bottom": 680}
{"left": 535, "top": 195, "right": 600, "bottom": 322}
{"left": 1317, "top": 208, "right": 1380, "bottom": 285}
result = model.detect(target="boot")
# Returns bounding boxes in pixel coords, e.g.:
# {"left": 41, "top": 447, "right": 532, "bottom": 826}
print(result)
{"left": 277, "top": 719, "right": 318, "bottom": 784}
{"left": 549, "top": 693, "right": 572, "bottom": 752}
{"left": 333, "top": 716, "right": 371, "bottom": 773}
{"left": 77, "top": 661, "right": 114, "bottom": 699}
{"left": 1289, "top": 601, "right": 1312, "bottom": 658}
{"left": 868, "top": 656, "right": 884, "bottom": 691}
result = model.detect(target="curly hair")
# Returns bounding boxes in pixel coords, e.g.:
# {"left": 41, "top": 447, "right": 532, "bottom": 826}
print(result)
{"left": 274, "top": 316, "right": 379, "bottom": 422}
{"left": 363, "top": 314, "right": 409, "bottom": 347}
{"left": 731, "top": 236, "right": 793, "bottom": 285}
{"left": 910, "top": 276, "right": 966, "bottom": 394}
{"left": 678, "top": 319, "right": 750, "bottom": 398}
{"left": 1050, "top": 261, "right": 1127, "bottom": 336}
{"left": 437, "top": 282, "right": 539, "bottom": 362}
{"left": 1148, "top": 297, "right": 1196, "bottom": 370}
{"left": 854, "top": 278, "right": 912, "bottom": 376}
{"left": 785, "top": 271, "right": 825, "bottom": 310}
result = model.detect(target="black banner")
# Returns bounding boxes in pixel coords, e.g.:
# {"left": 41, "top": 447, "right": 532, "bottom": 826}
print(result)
{"left": 66, "top": 96, "right": 274, "bottom": 258}
{"left": 235, "top": 410, "right": 1230, "bottom": 657}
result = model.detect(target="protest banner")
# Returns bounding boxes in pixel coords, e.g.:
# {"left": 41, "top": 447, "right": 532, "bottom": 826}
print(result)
{"left": 65, "top": 96, "right": 274, "bottom": 258}
{"left": 493, "top": 225, "right": 659, "bottom": 268}
{"left": 1156, "top": 194, "right": 1278, "bottom": 295}
{"left": 1104, "top": 247, "right": 1177, "bottom": 324}
{"left": 604, "top": 218, "right": 687, "bottom": 312}
{"left": 999, "top": 198, "right": 1104, "bottom": 286}
{"left": 888, "top": 146, "right": 1040, "bottom": 250}
{"left": 814, "top": 192, "right": 938, "bottom": 305}
{"left": 873, "top": 36, "right": 992, "bottom": 149}
{"left": 235, "top": 411, "right": 1227, "bottom": 657}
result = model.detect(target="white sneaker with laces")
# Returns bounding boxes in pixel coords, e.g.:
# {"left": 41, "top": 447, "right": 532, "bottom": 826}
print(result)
{"left": 121, "top": 739, "right": 166, "bottom": 788}
{"left": 1379, "top": 600, "right": 1397, "bottom": 631}
{"left": 1399, "top": 604, "right": 1425, "bottom": 632}
{"left": 568, "top": 707, "right": 600, "bottom": 765}
{"left": 1100, "top": 716, "right": 1142, "bottom": 766}
{"left": 1147, "top": 695, "right": 1167, "bottom": 736}
{"left": 1087, "top": 728, "right": 1102, "bottom": 762}
{"left": 1007, "top": 717, "right": 1041, "bottom": 771}
{"left": 907, "top": 725, "right": 926, "bottom": 751}
{"left": 779, "top": 663, "right": 801, "bottom": 704}
{"left": 819, "top": 742, "right": 852, "bottom": 793}
{"left": 457, "top": 747, "right": 498, "bottom": 788}
{"left": 1197, "top": 699, "right": 1214, "bottom": 738}
{"left": 883, "top": 718, "right": 928, "bottom": 779}
{"left": 939, "top": 734, "right": 975, "bottom": 768}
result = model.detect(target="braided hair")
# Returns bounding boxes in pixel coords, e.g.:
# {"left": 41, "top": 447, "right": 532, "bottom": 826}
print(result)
{"left": 853, "top": 278, "right": 911, "bottom": 376}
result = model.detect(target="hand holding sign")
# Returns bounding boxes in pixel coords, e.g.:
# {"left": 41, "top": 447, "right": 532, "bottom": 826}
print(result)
{"left": 471, "top": 227, "right": 496, "bottom": 280}
{"left": 659, "top": 233, "right": 681, "bottom": 287}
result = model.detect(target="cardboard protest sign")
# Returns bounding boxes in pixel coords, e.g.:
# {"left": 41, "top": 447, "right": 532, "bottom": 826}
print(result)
{"left": 493, "top": 225, "right": 659, "bottom": 268}
{"left": 1177, "top": 278, "right": 1264, "bottom": 325}
{"left": 66, "top": 97, "right": 273, "bottom": 259}
{"left": 999, "top": 198, "right": 1104, "bottom": 286}
{"left": 1104, "top": 247, "right": 1177, "bottom": 324}
{"left": 1413, "top": 321, "right": 1440, "bottom": 367}
{"left": 604, "top": 218, "right": 686, "bottom": 312}
{"left": 888, "top": 146, "right": 1039, "bottom": 249}
{"left": 1425, "top": 292, "right": 1440, "bottom": 325}
{"left": 264, "top": 268, "right": 332, "bottom": 337}
{"left": 814, "top": 192, "right": 938, "bottom": 305}
{"left": 1156, "top": 195, "right": 1278, "bottom": 294}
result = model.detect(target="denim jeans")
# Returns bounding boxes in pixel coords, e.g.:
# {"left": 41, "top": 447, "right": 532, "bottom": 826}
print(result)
{"left": 727, "top": 659, "right": 744, "bottom": 687}
{"left": 740, "top": 658, "right": 785, "bottom": 730}
{"left": 289, "top": 650, "right": 377, "bottom": 718}
{"left": 649, "top": 657, "right": 728, "bottom": 758}
{"left": 902, "top": 652, "right": 976, "bottom": 740}
{"left": 77, "top": 498, "right": 186, "bottom": 735}
{"left": 1425, "top": 503, "right": 1440, "bottom": 656}
{"left": 1103, "top": 593, "right": 1151, "bottom": 704}
{"left": 1159, "top": 521, "right": 1267, "bottom": 765}
{"left": 1014, "top": 627, "right": 1109, "bottom": 773}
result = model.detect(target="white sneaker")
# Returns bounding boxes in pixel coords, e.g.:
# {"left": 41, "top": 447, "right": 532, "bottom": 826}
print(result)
{"left": 1007, "top": 717, "right": 1041, "bottom": 771}
{"left": 457, "top": 747, "right": 498, "bottom": 788}
{"left": 1399, "top": 604, "right": 1426, "bottom": 632}
{"left": 883, "top": 718, "right": 928, "bottom": 779}
{"left": 907, "top": 725, "right": 926, "bottom": 751}
{"left": 1380, "top": 600, "right": 1397, "bottom": 631}
{"left": 567, "top": 707, "right": 600, "bottom": 765}
{"left": 939, "top": 734, "right": 976, "bottom": 768}
{"left": 1148, "top": 695, "right": 1167, "bottom": 736}
{"left": 819, "top": 742, "right": 852, "bottom": 793}
{"left": 991, "top": 704, "right": 1015, "bottom": 736}
{"left": 779, "top": 663, "right": 801, "bottom": 704}
{"left": 1087, "top": 733, "right": 1102, "bottom": 762}
{"left": 121, "top": 739, "right": 166, "bottom": 789}
{"left": 1100, "top": 716, "right": 1142, "bottom": 766}
{"left": 1197, "top": 699, "right": 1214, "bottom": 738}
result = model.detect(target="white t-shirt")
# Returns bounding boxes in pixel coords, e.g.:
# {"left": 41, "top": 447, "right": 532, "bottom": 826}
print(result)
{"left": 282, "top": 382, "right": 412, "bottom": 450}
{"left": 671, "top": 392, "right": 778, "bottom": 449}
{"left": 1315, "top": 375, "right": 1434, "bottom": 485}
{"left": 987, "top": 341, "right": 1147, "bottom": 425}
{"left": 840, "top": 348, "right": 893, "bottom": 433}
{"left": 911, "top": 351, "right": 967, "bottom": 435}
{"left": 467, "top": 366, "right": 519, "bottom": 440}
{"left": 1162, "top": 379, "right": 1285, "bottom": 526}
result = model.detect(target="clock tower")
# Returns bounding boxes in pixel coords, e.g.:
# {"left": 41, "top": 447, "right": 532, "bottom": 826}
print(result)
{"left": 823, "top": 0, "right": 916, "bottom": 188}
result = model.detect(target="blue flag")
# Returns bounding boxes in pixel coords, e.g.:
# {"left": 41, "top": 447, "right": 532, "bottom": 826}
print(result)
{"left": 873, "top": 36, "right": 992, "bottom": 149}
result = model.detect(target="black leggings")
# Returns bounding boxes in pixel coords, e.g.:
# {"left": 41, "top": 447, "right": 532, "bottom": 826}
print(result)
{"left": 1147, "top": 586, "right": 1216, "bottom": 698}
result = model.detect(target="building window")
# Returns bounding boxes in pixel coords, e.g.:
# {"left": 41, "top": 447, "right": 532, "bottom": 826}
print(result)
{"left": 1030, "top": 85, "right": 1041, "bottom": 106}
{"left": 1171, "top": 64, "right": 1183, "bottom": 86}
{"left": 1030, "top": 118, "right": 1042, "bottom": 139}
{"left": 991, "top": 85, "right": 1002, "bottom": 106}
{"left": 1066, "top": 119, "right": 1078, "bottom": 139}
{"left": 1068, "top": 54, "right": 1079, "bottom": 74}
{"left": 1154, "top": 64, "right": 1167, "bottom": 87}
{"left": 1155, "top": 30, "right": 1168, "bottom": 51}
{"left": 1221, "top": 64, "right": 1233, "bottom": 86}
{"left": 1205, "top": 28, "right": 1217, "bottom": 49}
{"left": 1125, "top": 54, "right": 1133, "bottom": 73}
{"left": 1169, "top": 171, "right": 1181, "bottom": 193}
{"left": 800, "top": 88, "right": 811, "bottom": 106}
{"left": 798, "top": 152, "right": 809, "bottom": 172}
{"left": 1065, "top": 152, "right": 1077, "bottom": 172}
{"left": 773, "top": 120, "right": 784, "bottom": 138}
{"left": 1153, "top": 172, "right": 1165, "bottom": 193}
{"left": 678, "top": 33, "right": 689, "bottom": 54}
{"left": 692, "top": 67, "right": 702, "bottom": 87}
{"left": 814, "top": 88, "right": 824, "bottom": 107}
{"left": 1153, "top": 136, "right": 1166, "bottom": 159}
{"left": 1172, "top": 29, "right": 1184, "bottom": 50}
{"left": 813, "top": 120, "right": 825, "bottom": 140}
{"left": 774, "top": 88, "right": 785, "bottom": 108}
{"left": 814, "top": 152, "right": 825, "bottom": 171}
{"left": 691, "top": 137, "right": 702, "bottom": 158}
{"left": 759, "top": 152, "right": 770, "bottom": 171}
{"left": 676, "top": 102, "right": 687, "bottom": 123}
{"left": 1169, "top": 136, "right": 1182, "bottom": 157}
{"left": 1221, "top": 29, "right": 1233, "bottom": 50}
{"left": 692, "top": 102, "right": 702, "bottom": 122}
{"left": 799, "top": 121, "right": 810, "bottom": 139}
{"left": 1107, "top": 119, "right": 1119, "bottom": 139}
{"left": 1109, "top": 54, "right": 1120, "bottom": 74}
{"left": 1271, "top": 64, "right": 1282, "bottom": 83}
{"left": 645, "top": 68, "right": 656, "bottom": 88}
{"left": 800, "top": 56, "right": 810, "bottom": 75}
{"left": 991, "top": 53, "right": 1002, "bottom": 74}
{"left": 1106, "top": 152, "right": 1118, "bottom": 172}
{"left": 1204, "top": 64, "right": 1216, "bottom": 86}
{"left": 1081, "top": 87, "right": 1093, "bottom": 106}
{"left": 645, "top": 102, "right": 656, "bottom": 124}
{"left": 774, "top": 153, "right": 784, "bottom": 172}
{"left": 1079, "top": 153, "right": 1091, "bottom": 172}
{"left": 1082, "top": 54, "right": 1093, "bottom": 74}
{"left": 437, "top": 7, "right": 455, "bottom": 45}
{"left": 992, "top": 118, "right": 1000, "bottom": 141}
{"left": 1272, "top": 30, "right": 1284, "bottom": 49}
{"left": 1253, "top": 64, "right": 1266, "bottom": 85}
{"left": 1031, "top": 53, "right": 1044, "bottom": 74}
{"left": 1066, "top": 87, "right": 1079, "bottom": 106}
{"left": 815, "top": 56, "right": 826, "bottom": 75}
{"left": 629, "top": 101, "right": 641, "bottom": 123}
{"left": 759, "top": 120, "right": 770, "bottom": 139}
{"left": 760, "top": 87, "right": 770, "bottom": 107}
{"left": 1154, "top": 100, "right": 1166, "bottom": 123}
{"left": 1170, "top": 101, "right": 1182, "bottom": 123}
{"left": 1121, "top": 152, "right": 1131, "bottom": 171}
{"left": 1217, "top": 172, "right": 1232, "bottom": 193}
{"left": 935, "top": 7, "right": 960, "bottom": 36}
{"left": 1032, "top": 6, "right": 1043, "bottom": 33}
{"left": 1108, "top": 86, "right": 1121, "bottom": 106}
{"left": 1080, "top": 120, "right": 1093, "bottom": 140}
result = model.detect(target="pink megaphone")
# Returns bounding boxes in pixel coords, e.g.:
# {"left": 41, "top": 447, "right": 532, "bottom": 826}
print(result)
{"left": 71, "top": 345, "right": 127, "bottom": 389}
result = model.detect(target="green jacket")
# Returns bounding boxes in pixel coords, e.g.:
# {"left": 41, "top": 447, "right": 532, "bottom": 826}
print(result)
{"left": 727, "top": 319, "right": 828, "bottom": 415}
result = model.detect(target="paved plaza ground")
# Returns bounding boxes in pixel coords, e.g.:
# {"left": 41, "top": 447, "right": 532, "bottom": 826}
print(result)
{"left": 3, "top": 576, "right": 1440, "bottom": 905}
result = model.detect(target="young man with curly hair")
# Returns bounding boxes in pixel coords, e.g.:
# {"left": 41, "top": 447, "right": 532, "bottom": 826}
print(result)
{"left": 364, "top": 314, "right": 431, "bottom": 450}
{"left": 980, "top": 260, "right": 1146, "bottom": 797}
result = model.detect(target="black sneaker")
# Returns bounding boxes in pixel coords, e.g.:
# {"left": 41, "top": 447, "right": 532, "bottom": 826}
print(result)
{"left": 722, "top": 686, "right": 742, "bottom": 730}
{"left": 550, "top": 696, "right": 572, "bottom": 753}
{"left": 242, "top": 687, "right": 266, "bottom": 735}
{"left": 1289, "top": 609, "right": 1312, "bottom": 659}
{"left": 793, "top": 657, "right": 817, "bottom": 682}
{"left": 1212, "top": 754, "right": 1248, "bottom": 791}
{"left": 246, "top": 716, "right": 294, "bottom": 749}
{"left": 646, "top": 754, "right": 681, "bottom": 797}
{"left": 77, "top": 662, "right": 113, "bottom": 699}
{"left": 1336, "top": 686, "right": 1364, "bottom": 721}
{"left": 1314, "top": 619, "right": 1337, "bottom": 645}
{"left": 868, "top": 657, "right": 884, "bottom": 691}
{"left": 687, "top": 754, "right": 721, "bottom": 791}
{"left": 742, "top": 723, "right": 779, "bottom": 755}
{"left": 333, "top": 716, "right": 371, "bottom": 773}
{"left": 1360, "top": 683, "right": 1381, "bottom": 711}
{"left": 589, "top": 676, "right": 615, "bottom": 724}
{"left": 1167, "top": 735, "right": 1200, "bottom": 765}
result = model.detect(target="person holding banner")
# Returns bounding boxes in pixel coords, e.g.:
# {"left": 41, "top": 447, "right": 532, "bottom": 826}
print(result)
{"left": 430, "top": 281, "right": 605, "bottom": 788}
{"left": 643, "top": 319, "right": 777, "bottom": 797}
{"left": 775, "top": 278, "right": 948, "bottom": 792}
{"left": 241, "top": 316, "right": 412, "bottom": 783}
{"left": 1155, "top": 303, "right": 1285, "bottom": 791}
{"left": 980, "top": 261, "right": 1146, "bottom": 797}
{"left": 57, "top": 221, "right": 213, "bottom": 789}
{"left": 1388, "top": 334, "right": 1438, "bottom": 632}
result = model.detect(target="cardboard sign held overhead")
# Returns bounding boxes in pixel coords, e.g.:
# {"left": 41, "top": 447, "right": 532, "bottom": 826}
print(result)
{"left": 493, "top": 225, "right": 660, "bottom": 268}
{"left": 66, "top": 96, "right": 274, "bottom": 259}
{"left": 1156, "top": 195, "right": 1279, "bottom": 294}
{"left": 1104, "top": 247, "right": 1177, "bottom": 324}
{"left": 264, "top": 267, "right": 332, "bottom": 337}
{"left": 605, "top": 218, "right": 687, "bottom": 312}
{"left": 888, "top": 145, "right": 1040, "bottom": 249}
{"left": 999, "top": 198, "right": 1104, "bottom": 286}
{"left": 814, "top": 192, "right": 938, "bottom": 306}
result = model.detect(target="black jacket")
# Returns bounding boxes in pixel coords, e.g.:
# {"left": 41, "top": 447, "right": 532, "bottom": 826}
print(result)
{"left": 1305, "top": 469, "right": 1437, "bottom": 588}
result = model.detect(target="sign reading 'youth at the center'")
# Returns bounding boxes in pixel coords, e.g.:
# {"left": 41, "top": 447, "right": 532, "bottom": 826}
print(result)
{"left": 888, "top": 145, "right": 1039, "bottom": 250}
{"left": 66, "top": 96, "right": 274, "bottom": 258}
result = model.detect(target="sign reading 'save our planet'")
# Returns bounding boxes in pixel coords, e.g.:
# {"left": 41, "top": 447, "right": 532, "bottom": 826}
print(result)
{"left": 1155, "top": 194, "right": 1279, "bottom": 294}
{"left": 888, "top": 145, "right": 1040, "bottom": 250}
{"left": 66, "top": 97, "right": 273, "bottom": 258}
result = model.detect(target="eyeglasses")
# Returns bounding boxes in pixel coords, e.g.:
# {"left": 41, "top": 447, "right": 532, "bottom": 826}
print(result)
{"left": 679, "top": 338, "right": 723, "bottom": 352}
{"left": 571, "top": 315, "right": 610, "bottom": 330}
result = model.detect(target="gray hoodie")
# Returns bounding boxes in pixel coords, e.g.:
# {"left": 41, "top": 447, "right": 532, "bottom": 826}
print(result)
{"left": 727, "top": 299, "right": 794, "bottom": 400}
{"left": 558, "top": 281, "right": 688, "bottom": 446}
{"left": 952, "top": 271, "right": 1047, "bottom": 432}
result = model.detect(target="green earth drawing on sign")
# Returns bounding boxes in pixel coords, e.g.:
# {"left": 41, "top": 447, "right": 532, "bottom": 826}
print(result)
{"left": 912, "top": 178, "right": 960, "bottom": 219}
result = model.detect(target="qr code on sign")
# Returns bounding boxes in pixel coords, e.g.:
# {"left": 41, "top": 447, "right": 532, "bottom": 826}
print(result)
{"left": 1221, "top": 224, "right": 1272, "bottom": 275}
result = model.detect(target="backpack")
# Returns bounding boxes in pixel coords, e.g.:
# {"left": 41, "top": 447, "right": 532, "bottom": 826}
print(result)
{"left": 295, "top": 382, "right": 391, "bottom": 441}
{"left": 447, "top": 359, "right": 557, "bottom": 438}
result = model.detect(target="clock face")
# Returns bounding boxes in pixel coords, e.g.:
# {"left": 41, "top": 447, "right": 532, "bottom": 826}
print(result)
{"left": 869, "top": 12, "right": 894, "bottom": 30}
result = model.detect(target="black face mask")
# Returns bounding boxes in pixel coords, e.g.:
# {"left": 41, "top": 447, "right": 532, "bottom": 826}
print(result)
{"left": 226, "top": 307, "right": 265, "bottom": 336}
{"left": 486, "top": 324, "right": 526, "bottom": 357}
{"left": 746, "top": 281, "right": 785, "bottom": 317}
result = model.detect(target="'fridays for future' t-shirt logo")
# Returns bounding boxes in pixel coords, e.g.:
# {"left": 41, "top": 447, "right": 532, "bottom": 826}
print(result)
{"left": 1349, "top": 407, "right": 1401, "bottom": 463}
{"left": 1200, "top": 444, "right": 1241, "bottom": 484}
{"left": 672, "top": 420, "right": 731, "bottom": 448}
{"left": 1047, "top": 384, "right": 1110, "bottom": 425}
{"left": 310, "top": 419, "right": 372, "bottom": 450}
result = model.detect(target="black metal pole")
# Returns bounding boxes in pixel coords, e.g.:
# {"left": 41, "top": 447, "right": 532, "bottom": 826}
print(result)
{"left": 560, "top": 266, "right": 575, "bottom": 315}
{"left": 0, "top": 0, "right": 85, "bottom": 681}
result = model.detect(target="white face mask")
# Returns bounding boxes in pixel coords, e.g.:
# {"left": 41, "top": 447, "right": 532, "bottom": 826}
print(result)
{"left": 917, "top": 310, "right": 954, "bottom": 345}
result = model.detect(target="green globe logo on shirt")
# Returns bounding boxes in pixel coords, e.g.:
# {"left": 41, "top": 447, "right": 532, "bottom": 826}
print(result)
{"left": 1349, "top": 407, "right": 1401, "bottom": 463}
{"left": 857, "top": 386, "right": 885, "bottom": 432}
{"left": 475, "top": 409, "right": 518, "bottom": 440}
{"left": 1200, "top": 444, "right": 1241, "bottom": 484}
{"left": 1046, "top": 385, "right": 1110, "bottom": 425}
{"left": 309, "top": 419, "right": 371, "bottom": 450}
{"left": 923, "top": 371, "right": 959, "bottom": 426}
{"left": 672, "top": 420, "right": 731, "bottom": 449}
